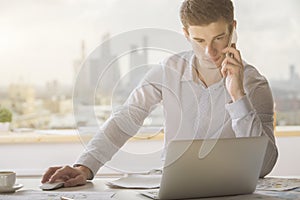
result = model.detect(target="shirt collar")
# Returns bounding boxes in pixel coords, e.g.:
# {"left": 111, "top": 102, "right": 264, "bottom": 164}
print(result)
{"left": 181, "top": 53, "right": 197, "bottom": 82}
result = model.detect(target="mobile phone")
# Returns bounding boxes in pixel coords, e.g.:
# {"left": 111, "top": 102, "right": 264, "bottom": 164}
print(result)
{"left": 226, "top": 27, "right": 238, "bottom": 58}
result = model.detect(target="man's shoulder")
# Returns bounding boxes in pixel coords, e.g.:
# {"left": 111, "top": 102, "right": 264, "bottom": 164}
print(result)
{"left": 162, "top": 51, "right": 194, "bottom": 74}
{"left": 243, "top": 62, "right": 269, "bottom": 86}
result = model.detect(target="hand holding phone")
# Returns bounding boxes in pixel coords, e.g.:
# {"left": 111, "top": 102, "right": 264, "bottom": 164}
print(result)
{"left": 221, "top": 27, "right": 245, "bottom": 102}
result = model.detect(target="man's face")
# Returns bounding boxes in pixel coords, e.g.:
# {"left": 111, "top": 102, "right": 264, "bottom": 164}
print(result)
{"left": 184, "top": 20, "right": 233, "bottom": 68}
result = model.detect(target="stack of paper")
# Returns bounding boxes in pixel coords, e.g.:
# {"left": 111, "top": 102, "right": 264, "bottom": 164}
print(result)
{"left": 106, "top": 174, "right": 161, "bottom": 189}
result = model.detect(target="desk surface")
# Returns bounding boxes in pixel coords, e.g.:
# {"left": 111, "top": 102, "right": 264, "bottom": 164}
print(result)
{"left": 1, "top": 177, "right": 300, "bottom": 200}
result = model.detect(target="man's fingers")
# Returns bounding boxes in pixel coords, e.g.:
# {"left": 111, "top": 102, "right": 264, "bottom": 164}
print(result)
{"left": 49, "top": 165, "right": 74, "bottom": 183}
{"left": 64, "top": 175, "right": 86, "bottom": 187}
{"left": 221, "top": 63, "right": 241, "bottom": 77}
{"left": 222, "top": 47, "right": 242, "bottom": 62}
{"left": 222, "top": 56, "right": 240, "bottom": 67}
{"left": 41, "top": 166, "right": 62, "bottom": 183}
{"left": 221, "top": 64, "right": 227, "bottom": 78}
{"left": 41, "top": 166, "right": 90, "bottom": 188}
{"left": 221, "top": 55, "right": 243, "bottom": 76}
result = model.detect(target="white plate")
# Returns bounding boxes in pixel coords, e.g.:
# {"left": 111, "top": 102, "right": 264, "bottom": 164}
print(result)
{"left": 0, "top": 183, "right": 23, "bottom": 193}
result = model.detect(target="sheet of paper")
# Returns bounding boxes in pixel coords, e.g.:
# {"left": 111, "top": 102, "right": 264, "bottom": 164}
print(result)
{"left": 106, "top": 174, "right": 161, "bottom": 189}
{"left": 257, "top": 178, "right": 300, "bottom": 191}
{"left": 0, "top": 190, "right": 115, "bottom": 200}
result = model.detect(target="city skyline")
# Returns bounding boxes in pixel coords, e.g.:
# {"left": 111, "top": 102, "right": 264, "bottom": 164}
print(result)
{"left": 1, "top": 37, "right": 300, "bottom": 128}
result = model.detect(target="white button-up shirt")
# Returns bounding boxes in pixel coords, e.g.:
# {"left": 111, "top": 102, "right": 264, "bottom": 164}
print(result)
{"left": 75, "top": 51, "right": 278, "bottom": 178}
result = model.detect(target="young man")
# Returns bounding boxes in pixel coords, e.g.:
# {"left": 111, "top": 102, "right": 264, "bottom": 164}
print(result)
{"left": 42, "top": 0, "right": 278, "bottom": 187}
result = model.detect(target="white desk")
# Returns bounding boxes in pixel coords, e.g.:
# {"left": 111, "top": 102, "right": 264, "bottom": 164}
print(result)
{"left": 0, "top": 176, "right": 151, "bottom": 200}
{"left": 1, "top": 176, "right": 300, "bottom": 200}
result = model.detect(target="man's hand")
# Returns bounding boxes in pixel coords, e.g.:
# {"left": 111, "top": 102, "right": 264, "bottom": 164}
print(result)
{"left": 221, "top": 44, "right": 245, "bottom": 102}
{"left": 41, "top": 165, "right": 92, "bottom": 187}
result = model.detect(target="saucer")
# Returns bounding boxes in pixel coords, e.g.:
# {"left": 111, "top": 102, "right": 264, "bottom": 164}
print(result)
{"left": 0, "top": 183, "right": 23, "bottom": 193}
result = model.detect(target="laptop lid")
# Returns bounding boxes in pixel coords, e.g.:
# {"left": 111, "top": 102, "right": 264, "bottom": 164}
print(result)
{"left": 158, "top": 136, "right": 268, "bottom": 199}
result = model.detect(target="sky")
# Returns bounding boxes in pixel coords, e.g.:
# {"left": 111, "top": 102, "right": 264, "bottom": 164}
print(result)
{"left": 0, "top": 0, "right": 299, "bottom": 87}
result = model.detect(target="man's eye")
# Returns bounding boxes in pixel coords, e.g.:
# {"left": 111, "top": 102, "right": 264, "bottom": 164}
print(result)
{"left": 216, "top": 37, "right": 224, "bottom": 40}
{"left": 196, "top": 40, "right": 204, "bottom": 43}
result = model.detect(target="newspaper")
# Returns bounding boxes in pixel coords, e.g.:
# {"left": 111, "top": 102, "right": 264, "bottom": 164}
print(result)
{"left": 257, "top": 178, "right": 300, "bottom": 191}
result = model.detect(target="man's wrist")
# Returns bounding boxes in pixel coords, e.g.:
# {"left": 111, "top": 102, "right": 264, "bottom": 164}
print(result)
{"left": 75, "top": 165, "right": 93, "bottom": 180}
{"left": 232, "top": 90, "right": 246, "bottom": 102}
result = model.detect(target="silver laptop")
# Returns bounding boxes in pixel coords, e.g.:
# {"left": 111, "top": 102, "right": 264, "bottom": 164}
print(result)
{"left": 142, "top": 136, "right": 268, "bottom": 200}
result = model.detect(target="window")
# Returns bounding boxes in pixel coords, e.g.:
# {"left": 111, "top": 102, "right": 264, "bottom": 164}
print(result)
{"left": 234, "top": 0, "right": 300, "bottom": 126}
{"left": 0, "top": 0, "right": 299, "bottom": 134}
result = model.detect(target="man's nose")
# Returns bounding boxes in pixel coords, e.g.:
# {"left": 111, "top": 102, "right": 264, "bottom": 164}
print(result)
{"left": 204, "top": 43, "right": 217, "bottom": 58}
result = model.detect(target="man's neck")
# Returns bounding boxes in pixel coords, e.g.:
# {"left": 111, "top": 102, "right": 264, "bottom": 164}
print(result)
{"left": 195, "top": 58, "right": 222, "bottom": 87}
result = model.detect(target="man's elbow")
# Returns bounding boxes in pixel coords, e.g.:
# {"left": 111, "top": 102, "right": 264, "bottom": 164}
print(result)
{"left": 259, "top": 146, "right": 278, "bottom": 178}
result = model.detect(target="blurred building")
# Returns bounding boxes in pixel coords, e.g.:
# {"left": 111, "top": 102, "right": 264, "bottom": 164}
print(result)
{"left": 271, "top": 65, "right": 300, "bottom": 125}
{"left": 127, "top": 36, "right": 149, "bottom": 92}
{"left": 9, "top": 82, "right": 36, "bottom": 115}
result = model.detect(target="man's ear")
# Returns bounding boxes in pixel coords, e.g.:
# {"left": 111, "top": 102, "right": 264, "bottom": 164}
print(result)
{"left": 233, "top": 20, "right": 237, "bottom": 29}
{"left": 182, "top": 27, "right": 190, "bottom": 42}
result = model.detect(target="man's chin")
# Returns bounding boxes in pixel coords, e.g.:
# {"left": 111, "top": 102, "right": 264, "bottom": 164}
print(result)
{"left": 197, "top": 56, "right": 222, "bottom": 69}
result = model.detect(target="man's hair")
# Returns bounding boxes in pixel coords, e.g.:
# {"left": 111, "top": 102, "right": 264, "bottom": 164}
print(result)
{"left": 180, "top": 0, "right": 234, "bottom": 28}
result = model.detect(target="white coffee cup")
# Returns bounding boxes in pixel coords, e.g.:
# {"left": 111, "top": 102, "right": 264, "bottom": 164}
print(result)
{"left": 0, "top": 171, "right": 16, "bottom": 188}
